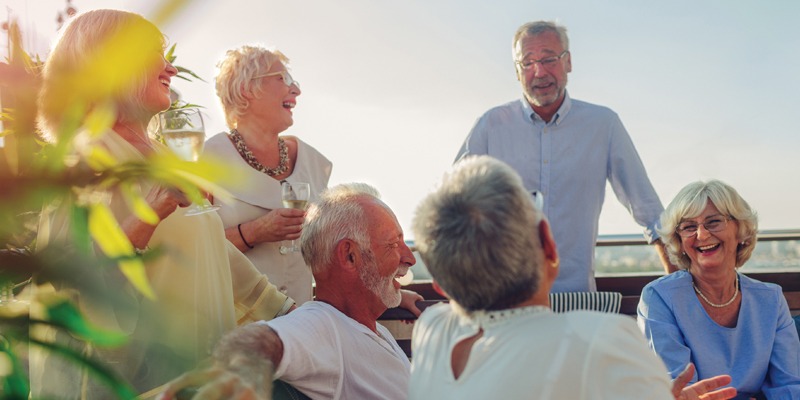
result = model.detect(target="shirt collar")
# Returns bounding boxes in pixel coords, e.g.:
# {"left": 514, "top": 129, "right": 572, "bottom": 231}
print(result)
{"left": 522, "top": 90, "right": 572, "bottom": 125}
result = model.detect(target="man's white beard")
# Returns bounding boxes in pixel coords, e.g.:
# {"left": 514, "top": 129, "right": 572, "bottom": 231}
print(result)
{"left": 358, "top": 251, "right": 401, "bottom": 308}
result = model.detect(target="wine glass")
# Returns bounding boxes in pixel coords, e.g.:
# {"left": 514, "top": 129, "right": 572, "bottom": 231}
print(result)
{"left": 0, "top": 279, "right": 29, "bottom": 315}
{"left": 279, "top": 181, "right": 311, "bottom": 254}
{"left": 158, "top": 107, "right": 220, "bottom": 216}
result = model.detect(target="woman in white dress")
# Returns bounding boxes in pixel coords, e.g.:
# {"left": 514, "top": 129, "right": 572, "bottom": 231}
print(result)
{"left": 205, "top": 45, "right": 332, "bottom": 304}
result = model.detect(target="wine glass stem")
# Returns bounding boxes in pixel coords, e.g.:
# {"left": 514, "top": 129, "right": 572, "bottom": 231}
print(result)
{"left": 1, "top": 282, "right": 14, "bottom": 303}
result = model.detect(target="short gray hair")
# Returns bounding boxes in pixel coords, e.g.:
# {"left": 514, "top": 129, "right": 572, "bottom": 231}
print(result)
{"left": 215, "top": 45, "right": 290, "bottom": 129}
{"left": 512, "top": 20, "right": 569, "bottom": 58}
{"left": 658, "top": 179, "right": 758, "bottom": 270}
{"left": 413, "top": 156, "right": 543, "bottom": 312}
{"left": 301, "top": 183, "right": 382, "bottom": 273}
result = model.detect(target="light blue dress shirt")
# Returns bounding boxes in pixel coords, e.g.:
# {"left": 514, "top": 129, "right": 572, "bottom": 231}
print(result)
{"left": 638, "top": 270, "right": 800, "bottom": 399}
{"left": 456, "top": 92, "right": 663, "bottom": 291}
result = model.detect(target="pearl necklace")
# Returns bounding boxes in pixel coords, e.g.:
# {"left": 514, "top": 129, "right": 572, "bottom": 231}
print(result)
{"left": 227, "top": 129, "right": 288, "bottom": 177}
{"left": 693, "top": 275, "right": 739, "bottom": 308}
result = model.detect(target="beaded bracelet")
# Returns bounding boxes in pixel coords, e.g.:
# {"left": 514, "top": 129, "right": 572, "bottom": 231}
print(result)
{"left": 238, "top": 223, "right": 255, "bottom": 249}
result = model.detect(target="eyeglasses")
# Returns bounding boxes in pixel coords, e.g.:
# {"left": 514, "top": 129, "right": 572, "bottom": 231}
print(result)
{"left": 253, "top": 70, "right": 300, "bottom": 89}
{"left": 676, "top": 214, "right": 732, "bottom": 238}
{"left": 515, "top": 50, "right": 569, "bottom": 70}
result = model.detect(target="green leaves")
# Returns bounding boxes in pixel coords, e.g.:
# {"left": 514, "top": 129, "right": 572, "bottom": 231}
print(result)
{"left": 120, "top": 182, "right": 160, "bottom": 225}
{"left": 0, "top": 335, "right": 30, "bottom": 399}
{"left": 27, "top": 338, "right": 138, "bottom": 400}
{"left": 88, "top": 203, "right": 155, "bottom": 300}
{"left": 38, "top": 296, "right": 128, "bottom": 347}
{"left": 1, "top": 2, "right": 219, "bottom": 397}
{"left": 165, "top": 43, "right": 206, "bottom": 84}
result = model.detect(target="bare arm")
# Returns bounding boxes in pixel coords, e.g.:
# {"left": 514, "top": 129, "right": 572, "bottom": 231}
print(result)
{"left": 654, "top": 239, "right": 679, "bottom": 274}
{"left": 158, "top": 324, "right": 283, "bottom": 400}
{"left": 119, "top": 184, "right": 189, "bottom": 250}
{"left": 225, "top": 209, "right": 305, "bottom": 253}
{"left": 214, "top": 323, "right": 284, "bottom": 369}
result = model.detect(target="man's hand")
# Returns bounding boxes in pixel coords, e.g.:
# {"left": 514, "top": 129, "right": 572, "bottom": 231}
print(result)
{"left": 672, "top": 363, "right": 737, "bottom": 400}
{"left": 399, "top": 289, "right": 424, "bottom": 317}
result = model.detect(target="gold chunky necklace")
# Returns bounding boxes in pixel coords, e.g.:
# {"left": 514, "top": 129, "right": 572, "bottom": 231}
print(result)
{"left": 693, "top": 275, "right": 739, "bottom": 308}
{"left": 227, "top": 129, "right": 288, "bottom": 176}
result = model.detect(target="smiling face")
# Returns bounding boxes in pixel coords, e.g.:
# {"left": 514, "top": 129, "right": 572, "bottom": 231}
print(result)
{"left": 250, "top": 63, "right": 301, "bottom": 134}
{"left": 514, "top": 30, "right": 571, "bottom": 113}
{"left": 357, "top": 200, "right": 415, "bottom": 309}
{"left": 141, "top": 55, "right": 178, "bottom": 115}
{"left": 679, "top": 201, "right": 740, "bottom": 273}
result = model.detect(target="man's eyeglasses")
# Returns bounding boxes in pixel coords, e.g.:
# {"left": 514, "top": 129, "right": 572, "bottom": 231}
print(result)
{"left": 253, "top": 70, "right": 300, "bottom": 89}
{"left": 676, "top": 215, "right": 732, "bottom": 238}
{"left": 515, "top": 50, "right": 569, "bottom": 71}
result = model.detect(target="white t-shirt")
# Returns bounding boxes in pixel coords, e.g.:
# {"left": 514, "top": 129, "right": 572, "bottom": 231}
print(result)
{"left": 409, "top": 303, "right": 673, "bottom": 399}
{"left": 264, "top": 301, "right": 410, "bottom": 400}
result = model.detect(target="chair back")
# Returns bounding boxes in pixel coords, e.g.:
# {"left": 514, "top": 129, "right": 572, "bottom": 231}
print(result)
{"left": 272, "top": 379, "right": 311, "bottom": 400}
{"left": 549, "top": 291, "right": 622, "bottom": 313}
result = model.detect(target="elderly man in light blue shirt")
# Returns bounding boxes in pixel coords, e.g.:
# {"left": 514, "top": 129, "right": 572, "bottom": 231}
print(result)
{"left": 456, "top": 20, "right": 674, "bottom": 292}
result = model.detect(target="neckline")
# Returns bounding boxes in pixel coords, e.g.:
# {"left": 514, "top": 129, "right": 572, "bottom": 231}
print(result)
{"left": 692, "top": 273, "right": 739, "bottom": 308}
{"left": 465, "top": 304, "right": 551, "bottom": 326}
{"left": 227, "top": 129, "right": 289, "bottom": 176}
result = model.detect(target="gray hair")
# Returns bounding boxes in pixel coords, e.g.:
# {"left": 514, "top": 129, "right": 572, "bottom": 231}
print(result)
{"left": 38, "top": 9, "right": 167, "bottom": 141}
{"left": 512, "top": 20, "right": 569, "bottom": 59}
{"left": 215, "top": 45, "right": 290, "bottom": 129}
{"left": 301, "top": 183, "right": 382, "bottom": 273}
{"left": 658, "top": 179, "right": 758, "bottom": 270}
{"left": 413, "top": 156, "right": 543, "bottom": 312}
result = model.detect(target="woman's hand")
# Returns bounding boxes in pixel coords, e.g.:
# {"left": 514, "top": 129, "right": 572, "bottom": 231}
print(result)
{"left": 246, "top": 208, "right": 306, "bottom": 244}
{"left": 672, "top": 363, "right": 736, "bottom": 400}
{"left": 146, "top": 184, "right": 192, "bottom": 221}
{"left": 120, "top": 184, "right": 191, "bottom": 251}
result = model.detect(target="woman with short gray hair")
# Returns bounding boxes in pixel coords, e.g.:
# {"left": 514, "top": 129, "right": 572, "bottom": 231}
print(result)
{"left": 638, "top": 179, "right": 800, "bottom": 399}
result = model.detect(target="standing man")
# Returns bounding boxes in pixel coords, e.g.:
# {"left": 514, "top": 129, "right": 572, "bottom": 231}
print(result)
{"left": 455, "top": 20, "right": 673, "bottom": 292}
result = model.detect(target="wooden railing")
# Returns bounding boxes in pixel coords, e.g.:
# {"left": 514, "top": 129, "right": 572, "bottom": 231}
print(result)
{"left": 389, "top": 229, "right": 800, "bottom": 318}
{"left": 380, "top": 271, "right": 800, "bottom": 358}
{"left": 382, "top": 271, "right": 800, "bottom": 321}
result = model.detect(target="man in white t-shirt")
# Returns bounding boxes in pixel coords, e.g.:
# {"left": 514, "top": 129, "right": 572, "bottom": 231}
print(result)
{"left": 160, "top": 183, "right": 417, "bottom": 400}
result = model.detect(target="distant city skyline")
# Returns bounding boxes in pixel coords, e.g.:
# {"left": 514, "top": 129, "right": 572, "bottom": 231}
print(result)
{"left": 3, "top": 0, "right": 799, "bottom": 239}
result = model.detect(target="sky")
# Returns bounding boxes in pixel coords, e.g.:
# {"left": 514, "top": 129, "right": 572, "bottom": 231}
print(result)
{"left": 3, "top": 0, "right": 800, "bottom": 239}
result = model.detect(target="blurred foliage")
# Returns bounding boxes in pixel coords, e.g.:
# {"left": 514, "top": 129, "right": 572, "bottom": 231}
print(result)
{"left": 0, "top": 1, "right": 229, "bottom": 398}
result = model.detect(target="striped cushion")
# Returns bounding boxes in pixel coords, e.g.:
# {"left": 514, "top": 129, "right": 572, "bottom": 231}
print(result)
{"left": 549, "top": 291, "right": 622, "bottom": 314}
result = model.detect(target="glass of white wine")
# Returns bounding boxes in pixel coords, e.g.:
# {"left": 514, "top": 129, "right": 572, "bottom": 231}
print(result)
{"left": 158, "top": 107, "right": 220, "bottom": 216}
{"left": 279, "top": 181, "right": 311, "bottom": 254}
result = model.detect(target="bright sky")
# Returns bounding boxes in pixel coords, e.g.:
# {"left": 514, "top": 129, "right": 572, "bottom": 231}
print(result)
{"left": 4, "top": 0, "right": 800, "bottom": 239}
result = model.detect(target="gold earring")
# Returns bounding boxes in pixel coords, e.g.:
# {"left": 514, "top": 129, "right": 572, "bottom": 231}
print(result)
{"left": 551, "top": 258, "right": 560, "bottom": 268}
